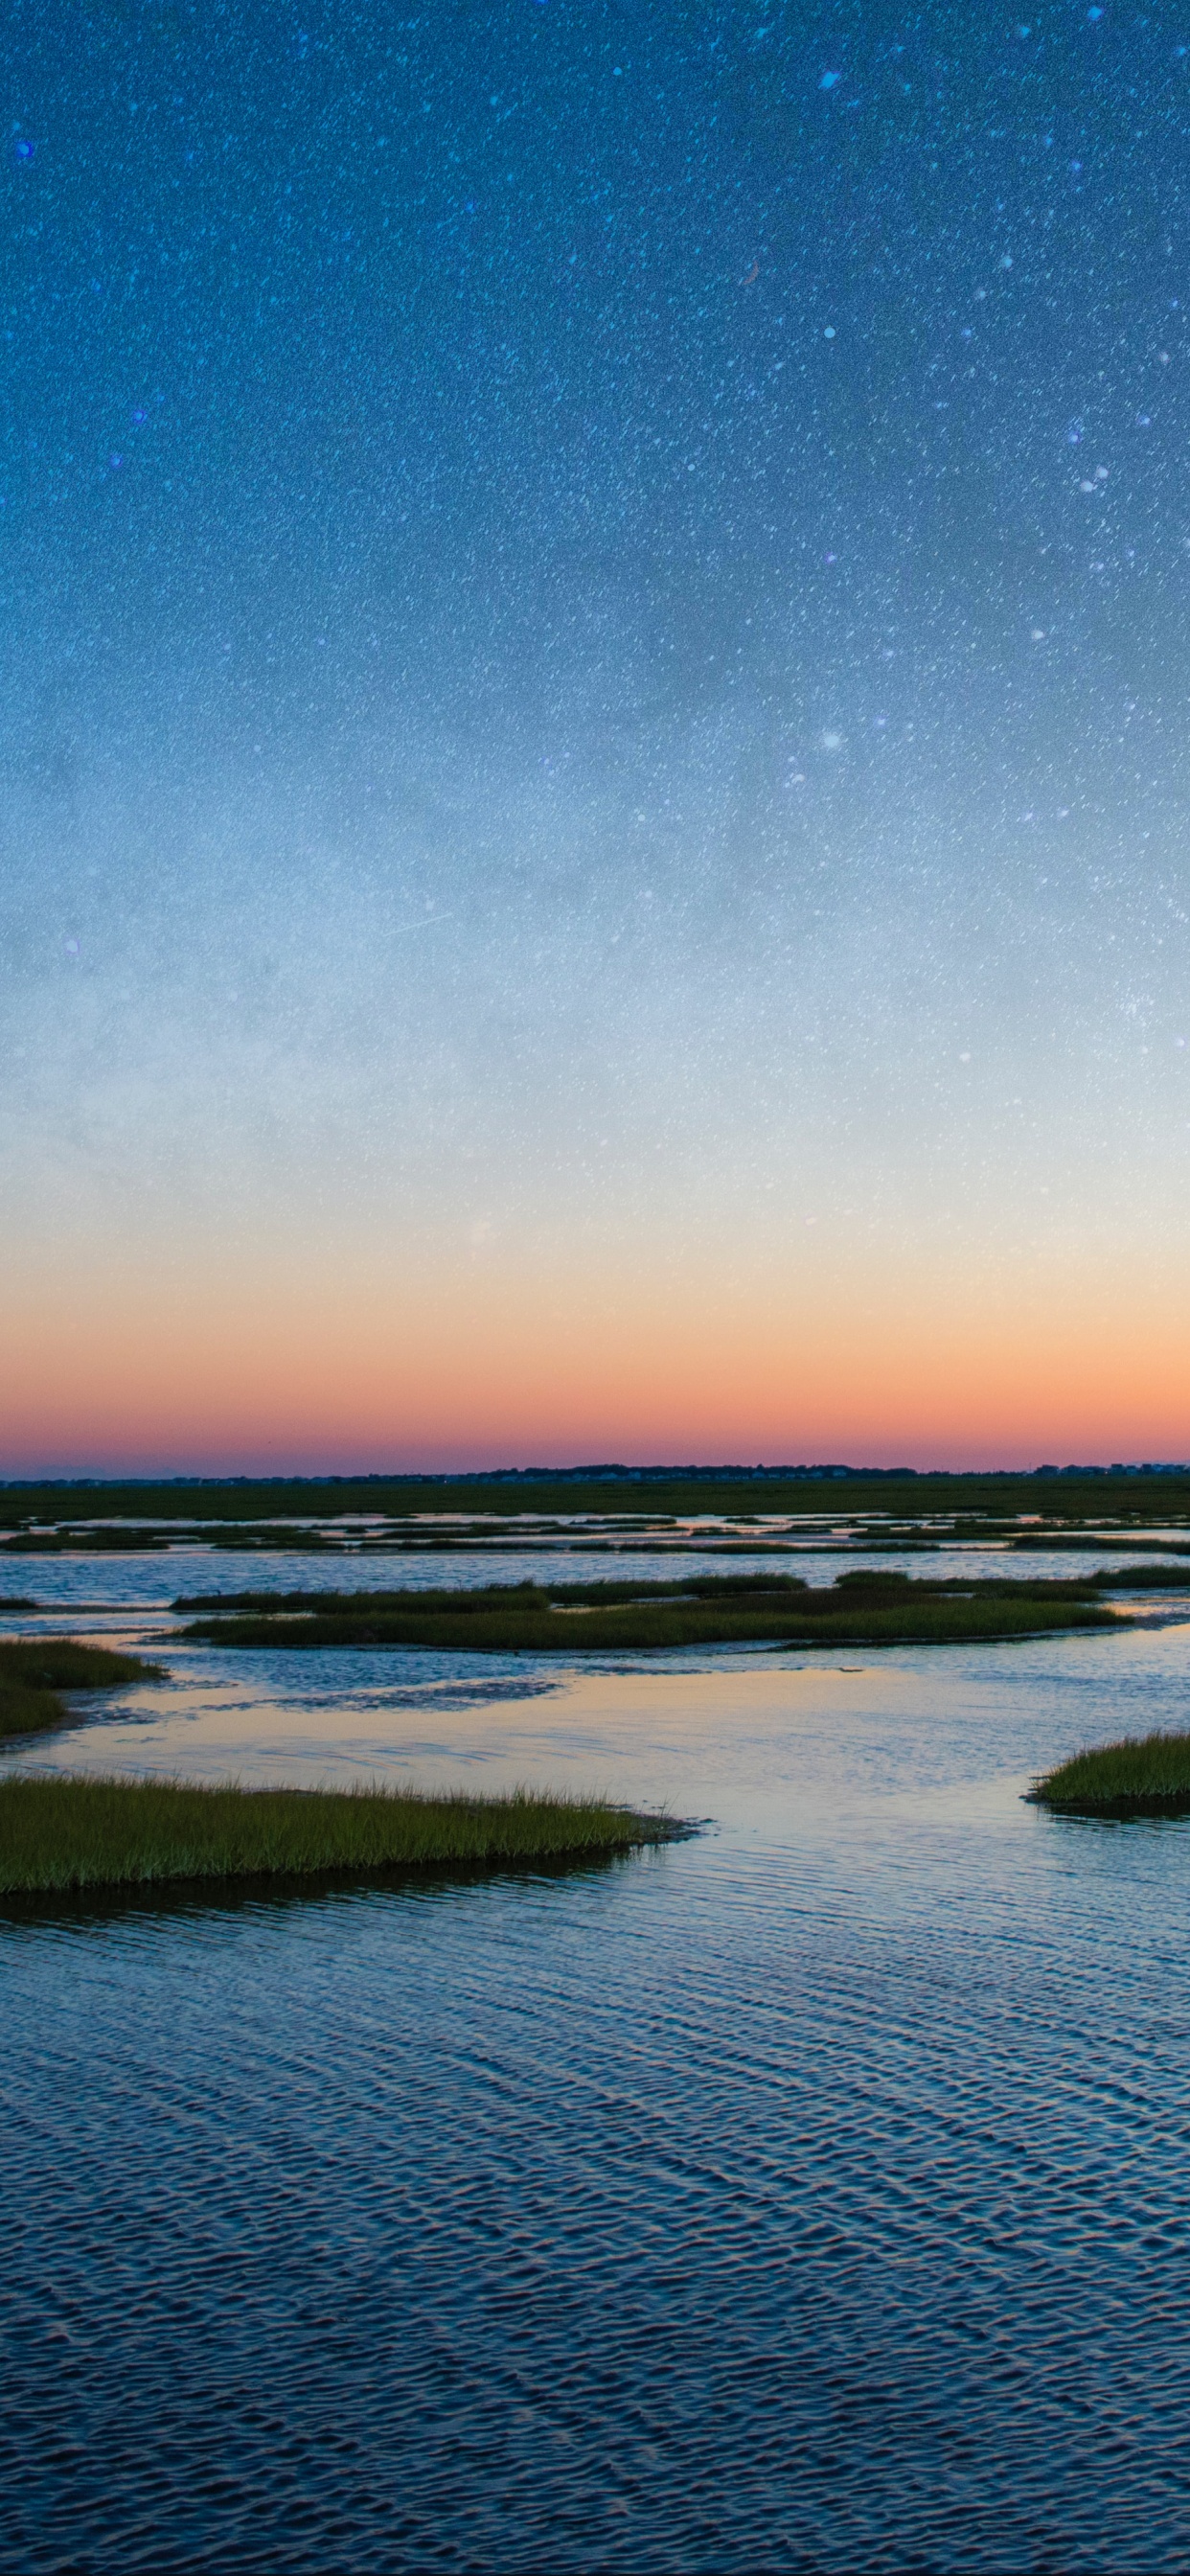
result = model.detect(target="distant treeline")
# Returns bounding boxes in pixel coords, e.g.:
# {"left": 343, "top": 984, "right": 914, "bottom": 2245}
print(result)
{"left": 6, "top": 1460, "right": 1189, "bottom": 1490}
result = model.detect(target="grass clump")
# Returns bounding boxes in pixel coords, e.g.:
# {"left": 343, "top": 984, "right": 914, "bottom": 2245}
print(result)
{"left": 0, "top": 1642, "right": 163, "bottom": 1741}
{"left": 0, "top": 1528, "right": 173, "bottom": 1552}
{"left": 1030, "top": 1732, "right": 1190, "bottom": 1818}
{"left": 0, "top": 1775, "right": 674, "bottom": 1894}
{"left": 177, "top": 1571, "right": 1122, "bottom": 1654}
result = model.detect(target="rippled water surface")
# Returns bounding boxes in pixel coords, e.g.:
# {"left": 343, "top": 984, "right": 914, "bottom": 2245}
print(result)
{"left": 5, "top": 1541, "right": 1190, "bottom": 2569}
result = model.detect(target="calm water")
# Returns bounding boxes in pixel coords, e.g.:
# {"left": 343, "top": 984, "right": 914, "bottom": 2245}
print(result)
{"left": 5, "top": 1544, "right": 1190, "bottom": 2569}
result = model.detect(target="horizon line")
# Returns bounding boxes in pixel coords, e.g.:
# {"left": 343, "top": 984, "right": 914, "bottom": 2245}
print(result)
{"left": 4, "top": 1460, "right": 1190, "bottom": 1489}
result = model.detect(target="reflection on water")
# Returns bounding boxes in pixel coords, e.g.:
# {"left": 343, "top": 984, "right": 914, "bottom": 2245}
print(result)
{"left": 6, "top": 1526, "right": 1190, "bottom": 1612}
{"left": 5, "top": 1547, "right": 1190, "bottom": 2567}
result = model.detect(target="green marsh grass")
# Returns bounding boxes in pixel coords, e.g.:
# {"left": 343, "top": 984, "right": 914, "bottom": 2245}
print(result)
{"left": 177, "top": 1570, "right": 1122, "bottom": 1653}
{"left": 1030, "top": 1731, "right": 1190, "bottom": 1818}
{"left": 0, "top": 1775, "right": 675, "bottom": 1895}
{"left": 1012, "top": 1534, "right": 1190, "bottom": 1561}
{"left": 8, "top": 1468, "right": 1190, "bottom": 1523}
{"left": 0, "top": 1641, "right": 163, "bottom": 1741}
{"left": 0, "top": 1529, "right": 174, "bottom": 1552}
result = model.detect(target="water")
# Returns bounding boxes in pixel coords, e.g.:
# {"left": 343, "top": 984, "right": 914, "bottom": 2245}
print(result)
{"left": 5, "top": 1541, "right": 1190, "bottom": 2568}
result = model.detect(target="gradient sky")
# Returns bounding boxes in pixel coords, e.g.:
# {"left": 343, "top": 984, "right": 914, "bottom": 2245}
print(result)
{"left": 4, "top": 0, "right": 1189, "bottom": 1472}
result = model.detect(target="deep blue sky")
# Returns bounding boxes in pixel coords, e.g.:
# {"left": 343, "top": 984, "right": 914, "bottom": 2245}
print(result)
{"left": 4, "top": 2, "right": 1189, "bottom": 1466}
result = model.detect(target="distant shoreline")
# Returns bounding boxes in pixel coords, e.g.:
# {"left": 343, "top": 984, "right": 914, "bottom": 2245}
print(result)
{"left": 4, "top": 1468, "right": 1190, "bottom": 1530}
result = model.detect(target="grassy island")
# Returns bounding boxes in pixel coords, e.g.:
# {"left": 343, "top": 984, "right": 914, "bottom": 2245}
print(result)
{"left": 176, "top": 1568, "right": 1129, "bottom": 1653}
{"left": 0, "top": 1641, "right": 163, "bottom": 1740}
{"left": 1030, "top": 1732, "right": 1190, "bottom": 1819}
{"left": 0, "top": 1775, "right": 675, "bottom": 1895}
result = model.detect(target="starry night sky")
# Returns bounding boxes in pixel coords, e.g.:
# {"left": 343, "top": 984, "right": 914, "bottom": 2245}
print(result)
{"left": 4, "top": 2, "right": 1189, "bottom": 1468}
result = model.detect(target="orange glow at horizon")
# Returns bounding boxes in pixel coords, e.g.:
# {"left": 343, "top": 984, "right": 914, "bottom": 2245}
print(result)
{"left": 6, "top": 1233, "right": 1189, "bottom": 1476}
